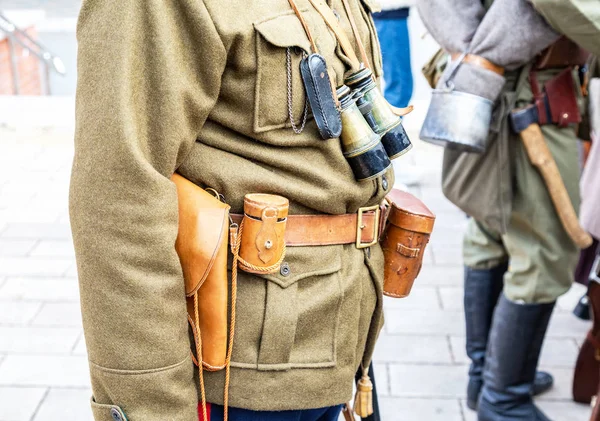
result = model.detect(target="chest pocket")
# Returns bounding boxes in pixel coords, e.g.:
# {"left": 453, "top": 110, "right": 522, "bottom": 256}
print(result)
{"left": 253, "top": 10, "right": 339, "bottom": 133}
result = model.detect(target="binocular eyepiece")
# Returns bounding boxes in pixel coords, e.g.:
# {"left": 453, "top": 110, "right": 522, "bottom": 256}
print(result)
{"left": 346, "top": 68, "right": 412, "bottom": 160}
{"left": 337, "top": 85, "right": 391, "bottom": 181}
{"left": 337, "top": 68, "right": 412, "bottom": 182}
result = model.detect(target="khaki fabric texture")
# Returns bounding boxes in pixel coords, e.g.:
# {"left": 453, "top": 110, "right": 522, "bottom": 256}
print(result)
{"left": 70, "top": 0, "right": 391, "bottom": 420}
{"left": 531, "top": 0, "right": 600, "bottom": 57}
{"left": 463, "top": 69, "right": 581, "bottom": 304}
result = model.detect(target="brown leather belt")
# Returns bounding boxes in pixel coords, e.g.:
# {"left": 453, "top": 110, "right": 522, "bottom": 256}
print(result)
{"left": 231, "top": 205, "right": 384, "bottom": 248}
{"left": 451, "top": 53, "right": 505, "bottom": 76}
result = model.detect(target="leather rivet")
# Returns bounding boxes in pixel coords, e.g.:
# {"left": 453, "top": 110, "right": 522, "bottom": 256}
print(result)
{"left": 265, "top": 240, "right": 273, "bottom": 249}
{"left": 280, "top": 262, "right": 291, "bottom": 277}
{"left": 110, "top": 408, "right": 123, "bottom": 421}
{"left": 382, "top": 176, "right": 389, "bottom": 190}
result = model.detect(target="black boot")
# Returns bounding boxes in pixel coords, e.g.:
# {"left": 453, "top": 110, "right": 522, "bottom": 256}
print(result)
{"left": 477, "top": 294, "right": 555, "bottom": 421}
{"left": 464, "top": 266, "right": 553, "bottom": 410}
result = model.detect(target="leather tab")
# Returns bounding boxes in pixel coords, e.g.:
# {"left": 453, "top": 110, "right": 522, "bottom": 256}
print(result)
{"left": 396, "top": 243, "right": 420, "bottom": 258}
{"left": 451, "top": 53, "right": 504, "bottom": 76}
{"left": 256, "top": 207, "right": 279, "bottom": 263}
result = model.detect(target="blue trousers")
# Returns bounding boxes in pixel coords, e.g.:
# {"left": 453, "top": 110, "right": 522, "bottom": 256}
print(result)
{"left": 373, "top": 9, "right": 413, "bottom": 108}
{"left": 209, "top": 404, "right": 343, "bottom": 421}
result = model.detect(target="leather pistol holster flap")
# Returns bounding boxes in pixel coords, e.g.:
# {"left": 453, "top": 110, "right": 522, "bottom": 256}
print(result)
{"left": 544, "top": 67, "right": 582, "bottom": 127}
{"left": 172, "top": 173, "right": 230, "bottom": 370}
{"left": 381, "top": 189, "right": 435, "bottom": 299}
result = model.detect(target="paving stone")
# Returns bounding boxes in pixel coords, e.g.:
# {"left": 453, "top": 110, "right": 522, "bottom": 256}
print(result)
{"left": 372, "top": 362, "right": 390, "bottom": 396}
{"left": 33, "top": 388, "right": 94, "bottom": 421}
{"left": 537, "top": 367, "right": 577, "bottom": 400}
{"left": 388, "top": 363, "right": 467, "bottom": 398}
{"left": 0, "top": 258, "right": 72, "bottom": 277}
{"left": 379, "top": 397, "right": 464, "bottom": 421}
{"left": 382, "top": 286, "right": 440, "bottom": 310}
{"left": 536, "top": 400, "right": 592, "bottom": 421}
{"left": 0, "top": 223, "right": 72, "bottom": 240}
{"left": 438, "top": 287, "right": 464, "bottom": 310}
{"left": 374, "top": 334, "right": 453, "bottom": 364}
{"left": 0, "top": 326, "right": 80, "bottom": 354}
{"left": 449, "top": 336, "right": 579, "bottom": 368}
{"left": 0, "top": 386, "right": 47, "bottom": 421}
{"left": 385, "top": 309, "right": 465, "bottom": 335}
{"left": 459, "top": 399, "right": 477, "bottom": 421}
{"left": 0, "top": 208, "right": 63, "bottom": 224}
{"left": 72, "top": 335, "right": 87, "bottom": 356}
{"left": 415, "top": 265, "right": 464, "bottom": 287}
{"left": 0, "top": 278, "right": 79, "bottom": 301}
{"left": 0, "top": 355, "right": 90, "bottom": 387}
{"left": 557, "top": 283, "right": 588, "bottom": 313}
{"left": 0, "top": 239, "right": 37, "bottom": 257}
{"left": 31, "top": 303, "right": 82, "bottom": 327}
{"left": 0, "top": 301, "right": 43, "bottom": 325}
{"left": 30, "top": 240, "right": 75, "bottom": 258}
{"left": 546, "top": 313, "right": 592, "bottom": 339}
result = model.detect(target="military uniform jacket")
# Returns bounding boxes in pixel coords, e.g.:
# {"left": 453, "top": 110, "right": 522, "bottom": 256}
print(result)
{"left": 70, "top": 1, "right": 393, "bottom": 420}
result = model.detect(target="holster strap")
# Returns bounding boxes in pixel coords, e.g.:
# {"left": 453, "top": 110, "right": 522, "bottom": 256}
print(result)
{"left": 451, "top": 53, "right": 505, "bottom": 76}
{"left": 231, "top": 207, "right": 383, "bottom": 247}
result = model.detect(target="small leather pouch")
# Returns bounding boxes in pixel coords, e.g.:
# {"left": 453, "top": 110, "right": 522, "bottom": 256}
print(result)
{"left": 544, "top": 67, "right": 582, "bottom": 127}
{"left": 380, "top": 189, "right": 435, "bottom": 298}
{"left": 238, "top": 194, "right": 289, "bottom": 274}
{"left": 300, "top": 54, "right": 342, "bottom": 140}
{"left": 172, "top": 173, "right": 230, "bottom": 371}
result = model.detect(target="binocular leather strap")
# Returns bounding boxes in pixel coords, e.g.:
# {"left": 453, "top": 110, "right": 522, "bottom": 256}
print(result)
{"left": 306, "top": 0, "right": 361, "bottom": 68}
{"left": 230, "top": 209, "right": 382, "bottom": 246}
{"left": 287, "top": 0, "right": 319, "bottom": 54}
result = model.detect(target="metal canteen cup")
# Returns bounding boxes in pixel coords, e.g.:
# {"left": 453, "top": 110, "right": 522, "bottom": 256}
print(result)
{"left": 346, "top": 68, "right": 412, "bottom": 159}
{"left": 337, "top": 85, "right": 392, "bottom": 181}
{"left": 419, "top": 56, "right": 494, "bottom": 153}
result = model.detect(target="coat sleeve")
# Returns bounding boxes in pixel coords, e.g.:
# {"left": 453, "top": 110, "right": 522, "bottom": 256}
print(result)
{"left": 69, "top": 1, "right": 226, "bottom": 419}
{"left": 529, "top": 0, "right": 600, "bottom": 56}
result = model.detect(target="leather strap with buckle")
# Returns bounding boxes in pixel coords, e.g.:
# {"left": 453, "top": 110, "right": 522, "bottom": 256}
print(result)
{"left": 451, "top": 53, "right": 505, "bottom": 76}
{"left": 231, "top": 205, "right": 383, "bottom": 248}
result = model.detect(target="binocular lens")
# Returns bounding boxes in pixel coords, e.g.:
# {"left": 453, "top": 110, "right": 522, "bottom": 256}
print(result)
{"left": 337, "top": 85, "right": 391, "bottom": 181}
{"left": 347, "top": 68, "right": 412, "bottom": 159}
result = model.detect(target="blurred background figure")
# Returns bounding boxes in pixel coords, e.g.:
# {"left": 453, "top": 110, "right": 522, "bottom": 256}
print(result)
{"left": 373, "top": 0, "right": 414, "bottom": 108}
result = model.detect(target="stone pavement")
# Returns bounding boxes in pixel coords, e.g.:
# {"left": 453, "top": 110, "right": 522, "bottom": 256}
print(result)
{"left": 0, "top": 0, "right": 80, "bottom": 18}
{"left": 0, "top": 124, "right": 593, "bottom": 421}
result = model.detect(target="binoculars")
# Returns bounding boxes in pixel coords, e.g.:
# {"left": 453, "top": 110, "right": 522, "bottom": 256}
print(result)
{"left": 338, "top": 68, "right": 412, "bottom": 181}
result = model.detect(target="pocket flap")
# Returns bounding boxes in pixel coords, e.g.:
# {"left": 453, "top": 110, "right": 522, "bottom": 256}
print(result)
{"left": 172, "top": 174, "right": 230, "bottom": 296}
{"left": 260, "top": 244, "right": 342, "bottom": 289}
{"left": 254, "top": 11, "right": 312, "bottom": 53}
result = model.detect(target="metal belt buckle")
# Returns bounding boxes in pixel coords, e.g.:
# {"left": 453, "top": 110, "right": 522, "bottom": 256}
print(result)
{"left": 356, "top": 205, "right": 380, "bottom": 249}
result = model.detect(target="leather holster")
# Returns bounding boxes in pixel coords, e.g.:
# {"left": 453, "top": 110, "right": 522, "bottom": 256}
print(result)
{"left": 380, "top": 189, "right": 436, "bottom": 298}
{"left": 172, "top": 173, "right": 230, "bottom": 371}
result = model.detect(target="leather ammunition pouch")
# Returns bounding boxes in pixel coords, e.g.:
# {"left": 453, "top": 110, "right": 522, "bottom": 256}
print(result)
{"left": 530, "top": 66, "right": 582, "bottom": 128}
{"left": 172, "top": 173, "right": 230, "bottom": 371}
{"left": 238, "top": 194, "right": 289, "bottom": 274}
{"left": 380, "top": 189, "right": 436, "bottom": 298}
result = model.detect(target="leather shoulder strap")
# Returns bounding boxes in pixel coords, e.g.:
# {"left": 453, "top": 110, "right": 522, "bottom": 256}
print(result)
{"left": 341, "top": 0, "right": 371, "bottom": 70}
{"left": 307, "top": 0, "right": 360, "bottom": 68}
{"left": 287, "top": 0, "right": 319, "bottom": 54}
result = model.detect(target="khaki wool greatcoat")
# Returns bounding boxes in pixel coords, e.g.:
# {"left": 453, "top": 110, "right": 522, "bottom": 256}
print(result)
{"left": 70, "top": 1, "right": 392, "bottom": 420}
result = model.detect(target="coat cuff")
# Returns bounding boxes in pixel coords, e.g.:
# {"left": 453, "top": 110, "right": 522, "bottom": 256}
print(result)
{"left": 88, "top": 355, "right": 198, "bottom": 421}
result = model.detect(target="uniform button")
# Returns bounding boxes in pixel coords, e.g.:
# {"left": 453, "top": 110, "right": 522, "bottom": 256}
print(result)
{"left": 382, "top": 176, "right": 389, "bottom": 191}
{"left": 280, "top": 262, "right": 291, "bottom": 277}
{"left": 111, "top": 408, "right": 123, "bottom": 421}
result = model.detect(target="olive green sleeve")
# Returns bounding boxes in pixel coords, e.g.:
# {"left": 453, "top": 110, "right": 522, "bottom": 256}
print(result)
{"left": 69, "top": 1, "right": 226, "bottom": 420}
{"left": 529, "top": 0, "right": 600, "bottom": 56}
